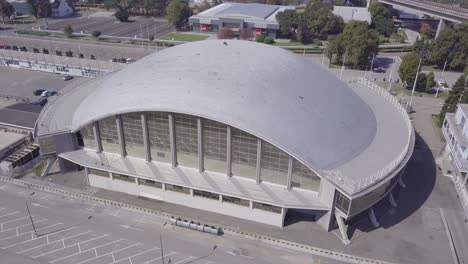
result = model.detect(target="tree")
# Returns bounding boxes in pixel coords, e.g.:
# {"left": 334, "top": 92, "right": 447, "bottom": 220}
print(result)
{"left": 91, "top": 30, "right": 102, "bottom": 38}
{"left": 255, "top": 34, "right": 265, "bottom": 43}
{"left": 373, "top": 18, "right": 393, "bottom": 37}
{"left": 167, "top": 0, "right": 191, "bottom": 30}
{"left": 36, "top": 0, "right": 51, "bottom": 28}
{"left": 197, "top": 0, "right": 211, "bottom": 12}
{"left": 368, "top": 3, "right": 391, "bottom": 19}
{"left": 439, "top": 74, "right": 468, "bottom": 124}
{"left": 114, "top": 9, "right": 129, "bottom": 21}
{"left": 398, "top": 52, "right": 420, "bottom": 87}
{"left": 63, "top": 24, "right": 73, "bottom": 37}
{"left": 275, "top": 9, "right": 299, "bottom": 37}
{"left": 419, "top": 23, "right": 432, "bottom": 38}
{"left": 327, "top": 21, "right": 379, "bottom": 69}
{"left": 239, "top": 28, "right": 253, "bottom": 40}
{"left": 413, "top": 38, "right": 431, "bottom": 64}
{"left": 263, "top": 36, "right": 275, "bottom": 44}
{"left": 217, "top": 27, "right": 233, "bottom": 39}
{"left": 430, "top": 23, "right": 468, "bottom": 71}
{"left": 109, "top": 0, "right": 133, "bottom": 22}
{"left": 0, "top": 0, "right": 15, "bottom": 23}
{"left": 426, "top": 71, "right": 436, "bottom": 92}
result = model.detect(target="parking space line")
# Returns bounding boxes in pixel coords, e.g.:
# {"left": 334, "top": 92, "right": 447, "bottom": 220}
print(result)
{"left": 76, "top": 239, "right": 125, "bottom": 264}
{"left": 0, "top": 211, "right": 20, "bottom": 218}
{"left": 173, "top": 256, "right": 195, "bottom": 264}
{"left": 112, "top": 208, "right": 121, "bottom": 217}
{"left": 0, "top": 216, "right": 28, "bottom": 225}
{"left": 3, "top": 232, "right": 36, "bottom": 249}
{"left": 144, "top": 252, "right": 176, "bottom": 264}
{"left": 2, "top": 219, "right": 47, "bottom": 233}
{"left": 125, "top": 246, "right": 159, "bottom": 262}
{"left": 49, "top": 234, "right": 109, "bottom": 263}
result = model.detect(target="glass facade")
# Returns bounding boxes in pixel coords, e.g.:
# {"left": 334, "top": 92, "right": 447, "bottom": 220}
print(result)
{"left": 291, "top": 159, "right": 321, "bottom": 191}
{"left": 335, "top": 191, "right": 350, "bottom": 214}
{"left": 113, "top": 173, "right": 135, "bottom": 183}
{"left": 253, "top": 202, "right": 282, "bottom": 214}
{"left": 78, "top": 111, "right": 322, "bottom": 192}
{"left": 98, "top": 116, "right": 120, "bottom": 154}
{"left": 80, "top": 125, "right": 96, "bottom": 150}
{"left": 193, "top": 189, "right": 219, "bottom": 200}
{"left": 174, "top": 114, "right": 198, "bottom": 168}
{"left": 231, "top": 127, "right": 258, "bottom": 180}
{"left": 138, "top": 178, "right": 162, "bottom": 188}
{"left": 122, "top": 113, "right": 145, "bottom": 159}
{"left": 260, "top": 141, "right": 289, "bottom": 186}
{"left": 203, "top": 119, "right": 227, "bottom": 173}
{"left": 88, "top": 168, "right": 109, "bottom": 177}
{"left": 146, "top": 112, "right": 171, "bottom": 164}
{"left": 222, "top": 195, "right": 250, "bottom": 207}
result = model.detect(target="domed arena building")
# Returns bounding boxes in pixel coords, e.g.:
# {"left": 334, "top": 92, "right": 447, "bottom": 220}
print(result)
{"left": 34, "top": 40, "right": 414, "bottom": 243}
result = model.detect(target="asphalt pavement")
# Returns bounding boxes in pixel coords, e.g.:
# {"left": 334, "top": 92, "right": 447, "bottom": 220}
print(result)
{"left": 0, "top": 181, "right": 338, "bottom": 264}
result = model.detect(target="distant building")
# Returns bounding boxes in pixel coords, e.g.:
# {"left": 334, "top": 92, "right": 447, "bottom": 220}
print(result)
{"left": 7, "top": 0, "right": 31, "bottom": 16}
{"left": 189, "top": 3, "right": 295, "bottom": 38}
{"left": 332, "top": 6, "right": 372, "bottom": 24}
{"left": 7, "top": 0, "right": 74, "bottom": 17}
{"left": 51, "top": 0, "right": 74, "bottom": 18}
{"left": 441, "top": 105, "right": 468, "bottom": 186}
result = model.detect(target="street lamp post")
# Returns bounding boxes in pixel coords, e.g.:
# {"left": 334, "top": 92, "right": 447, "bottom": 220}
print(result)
{"left": 160, "top": 222, "right": 167, "bottom": 264}
{"left": 407, "top": 58, "right": 422, "bottom": 112}
{"left": 435, "top": 60, "right": 447, "bottom": 98}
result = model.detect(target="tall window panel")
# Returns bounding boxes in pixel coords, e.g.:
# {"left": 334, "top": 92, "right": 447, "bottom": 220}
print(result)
{"left": 146, "top": 112, "right": 171, "bottom": 164}
{"left": 231, "top": 127, "right": 257, "bottom": 180}
{"left": 122, "top": 113, "right": 145, "bottom": 159}
{"left": 203, "top": 119, "right": 227, "bottom": 173}
{"left": 174, "top": 113, "right": 198, "bottom": 168}
{"left": 260, "top": 141, "right": 288, "bottom": 186}
{"left": 291, "top": 159, "right": 321, "bottom": 191}
{"left": 80, "top": 124, "right": 96, "bottom": 150}
{"left": 98, "top": 116, "right": 120, "bottom": 154}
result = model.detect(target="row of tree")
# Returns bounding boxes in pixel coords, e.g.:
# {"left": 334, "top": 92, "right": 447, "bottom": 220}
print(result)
{"left": 439, "top": 74, "right": 468, "bottom": 125}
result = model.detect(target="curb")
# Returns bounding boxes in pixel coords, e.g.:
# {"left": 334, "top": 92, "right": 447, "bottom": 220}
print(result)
{"left": 0, "top": 176, "right": 393, "bottom": 264}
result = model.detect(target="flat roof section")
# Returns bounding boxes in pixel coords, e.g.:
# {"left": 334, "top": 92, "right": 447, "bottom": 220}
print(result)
{"left": 0, "top": 131, "right": 26, "bottom": 152}
{"left": 60, "top": 149, "right": 329, "bottom": 210}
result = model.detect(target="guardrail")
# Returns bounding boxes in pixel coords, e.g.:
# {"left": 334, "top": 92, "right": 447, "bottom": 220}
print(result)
{"left": 327, "top": 78, "right": 414, "bottom": 194}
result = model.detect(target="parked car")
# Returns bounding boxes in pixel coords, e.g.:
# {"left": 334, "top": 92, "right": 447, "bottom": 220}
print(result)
{"left": 33, "top": 89, "right": 46, "bottom": 96}
{"left": 40, "top": 91, "right": 57, "bottom": 97}
{"left": 63, "top": 75, "right": 73, "bottom": 81}
{"left": 372, "top": 67, "right": 386, "bottom": 73}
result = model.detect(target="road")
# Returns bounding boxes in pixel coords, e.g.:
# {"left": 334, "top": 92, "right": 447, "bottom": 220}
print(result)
{"left": 0, "top": 181, "right": 337, "bottom": 264}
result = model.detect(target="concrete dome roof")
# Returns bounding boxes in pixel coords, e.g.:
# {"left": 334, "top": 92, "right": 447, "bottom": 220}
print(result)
{"left": 45, "top": 40, "right": 378, "bottom": 171}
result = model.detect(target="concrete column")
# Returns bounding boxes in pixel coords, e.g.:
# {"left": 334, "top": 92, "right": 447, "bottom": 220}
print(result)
{"left": 168, "top": 114, "right": 177, "bottom": 168}
{"left": 162, "top": 183, "right": 166, "bottom": 191}
{"left": 226, "top": 126, "right": 232, "bottom": 177}
{"left": 256, "top": 139, "right": 262, "bottom": 184}
{"left": 334, "top": 212, "right": 351, "bottom": 245}
{"left": 109, "top": 172, "right": 114, "bottom": 180}
{"left": 388, "top": 192, "right": 398, "bottom": 207}
{"left": 436, "top": 19, "right": 447, "bottom": 38}
{"left": 135, "top": 177, "right": 139, "bottom": 185}
{"left": 197, "top": 118, "right": 203, "bottom": 173}
{"left": 219, "top": 194, "right": 223, "bottom": 202}
{"left": 281, "top": 208, "right": 288, "bottom": 228}
{"left": 115, "top": 115, "right": 126, "bottom": 158}
{"left": 368, "top": 207, "right": 380, "bottom": 227}
{"left": 93, "top": 122, "right": 102, "bottom": 153}
{"left": 398, "top": 177, "right": 406, "bottom": 188}
{"left": 463, "top": 173, "right": 468, "bottom": 186}
{"left": 84, "top": 167, "right": 90, "bottom": 186}
{"left": 287, "top": 156, "right": 293, "bottom": 190}
{"left": 190, "top": 188, "right": 194, "bottom": 197}
{"left": 249, "top": 200, "right": 254, "bottom": 209}
{"left": 141, "top": 113, "right": 151, "bottom": 162}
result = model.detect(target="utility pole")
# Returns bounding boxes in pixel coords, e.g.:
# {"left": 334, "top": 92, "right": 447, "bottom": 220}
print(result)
{"left": 367, "top": 53, "right": 376, "bottom": 84}
{"left": 160, "top": 222, "right": 167, "bottom": 264}
{"left": 340, "top": 49, "right": 348, "bottom": 81}
{"left": 435, "top": 59, "right": 447, "bottom": 98}
{"left": 25, "top": 201, "right": 37, "bottom": 237}
{"left": 407, "top": 58, "right": 422, "bottom": 112}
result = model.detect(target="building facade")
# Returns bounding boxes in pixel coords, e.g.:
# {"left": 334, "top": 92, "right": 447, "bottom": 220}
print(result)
{"left": 189, "top": 3, "right": 294, "bottom": 38}
{"left": 34, "top": 40, "right": 414, "bottom": 244}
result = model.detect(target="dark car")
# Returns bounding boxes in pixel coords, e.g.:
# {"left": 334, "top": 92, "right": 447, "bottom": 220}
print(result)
{"left": 41, "top": 91, "right": 57, "bottom": 97}
{"left": 33, "top": 89, "right": 46, "bottom": 96}
{"left": 372, "top": 67, "right": 386, "bottom": 73}
{"left": 63, "top": 75, "right": 73, "bottom": 81}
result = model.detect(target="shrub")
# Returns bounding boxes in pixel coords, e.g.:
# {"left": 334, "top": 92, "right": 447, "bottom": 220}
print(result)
{"left": 90, "top": 55, "right": 96, "bottom": 60}
{"left": 313, "top": 39, "right": 322, "bottom": 46}
{"left": 263, "top": 37, "right": 275, "bottom": 44}
{"left": 43, "top": 48, "right": 49, "bottom": 54}
{"left": 65, "top": 50, "right": 73, "bottom": 57}
{"left": 91, "top": 30, "right": 101, "bottom": 38}
{"left": 33, "top": 48, "right": 39, "bottom": 53}
{"left": 56, "top": 51, "right": 62, "bottom": 56}
{"left": 63, "top": 24, "right": 73, "bottom": 37}
{"left": 255, "top": 35, "right": 265, "bottom": 43}
{"left": 79, "top": 53, "right": 84, "bottom": 58}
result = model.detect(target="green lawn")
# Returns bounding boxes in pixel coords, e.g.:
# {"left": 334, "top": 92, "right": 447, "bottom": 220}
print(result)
{"left": 33, "top": 159, "right": 48, "bottom": 177}
{"left": 161, "top": 33, "right": 208, "bottom": 42}
{"left": 273, "top": 41, "right": 313, "bottom": 47}
{"left": 432, "top": 115, "right": 446, "bottom": 143}
{"left": 394, "top": 87, "right": 449, "bottom": 100}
